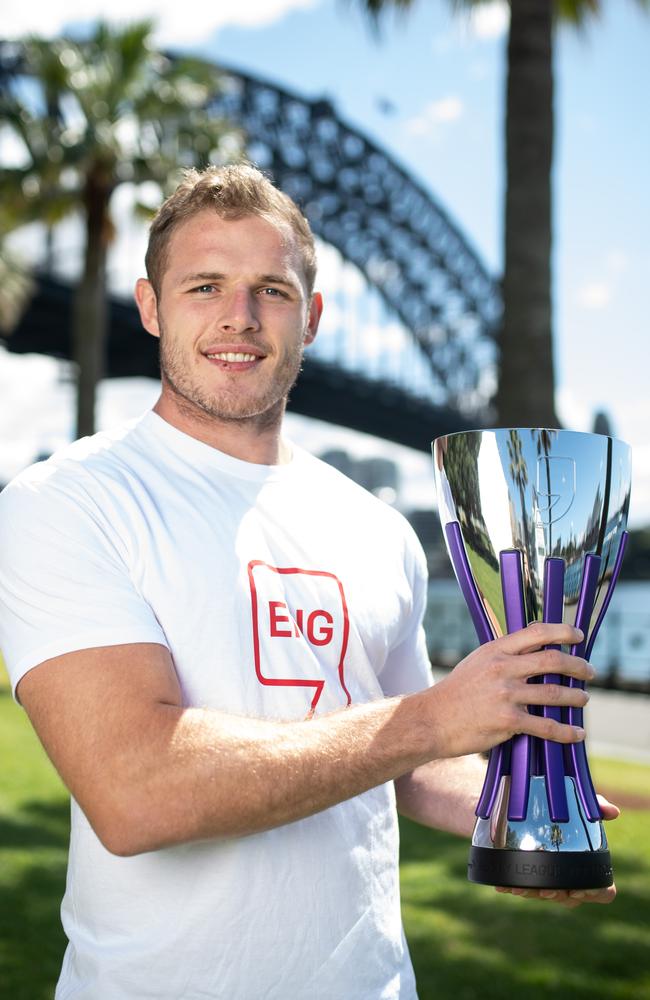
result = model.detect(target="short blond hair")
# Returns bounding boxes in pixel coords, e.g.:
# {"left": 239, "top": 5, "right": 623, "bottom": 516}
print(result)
{"left": 145, "top": 163, "right": 317, "bottom": 296}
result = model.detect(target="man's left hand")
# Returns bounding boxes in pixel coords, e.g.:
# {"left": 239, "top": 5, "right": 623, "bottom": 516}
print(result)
{"left": 495, "top": 795, "right": 620, "bottom": 908}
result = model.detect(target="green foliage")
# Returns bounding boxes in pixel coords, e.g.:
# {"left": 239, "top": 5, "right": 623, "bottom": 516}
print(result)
{"left": 1, "top": 22, "right": 241, "bottom": 225}
{"left": 0, "top": 21, "right": 242, "bottom": 435}
{"left": 1, "top": 678, "right": 649, "bottom": 998}
{"left": 0, "top": 241, "right": 34, "bottom": 334}
{"left": 591, "top": 755, "right": 650, "bottom": 797}
{"left": 359, "top": 0, "right": 650, "bottom": 27}
{"left": 0, "top": 689, "right": 69, "bottom": 998}
{"left": 360, "top": 0, "right": 417, "bottom": 19}
{"left": 401, "top": 797, "right": 650, "bottom": 999}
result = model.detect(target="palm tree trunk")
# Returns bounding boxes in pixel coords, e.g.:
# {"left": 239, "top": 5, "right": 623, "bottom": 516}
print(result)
{"left": 495, "top": 0, "right": 558, "bottom": 427}
{"left": 73, "top": 170, "right": 109, "bottom": 438}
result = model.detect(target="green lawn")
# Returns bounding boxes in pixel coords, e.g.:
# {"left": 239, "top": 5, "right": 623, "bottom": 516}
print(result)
{"left": 1, "top": 671, "right": 649, "bottom": 1000}
{"left": 0, "top": 680, "right": 70, "bottom": 999}
{"left": 400, "top": 801, "right": 650, "bottom": 1000}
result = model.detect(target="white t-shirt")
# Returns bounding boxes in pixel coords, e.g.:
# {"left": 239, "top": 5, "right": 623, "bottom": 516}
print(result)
{"left": 0, "top": 410, "right": 432, "bottom": 1000}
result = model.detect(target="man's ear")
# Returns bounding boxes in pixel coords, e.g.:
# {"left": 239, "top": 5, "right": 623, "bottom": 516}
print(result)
{"left": 134, "top": 278, "right": 161, "bottom": 339}
{"left": 304, "top": 292, "right": 323, "bottom": 346}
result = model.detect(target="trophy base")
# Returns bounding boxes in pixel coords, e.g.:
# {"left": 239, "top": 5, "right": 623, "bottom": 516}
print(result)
{"left": 468, "top": 845, "right": 613, "bottom": 890}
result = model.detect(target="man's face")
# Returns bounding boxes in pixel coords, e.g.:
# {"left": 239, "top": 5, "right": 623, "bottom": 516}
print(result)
{"left": 138, "top": 210, "right": 320, "bottom": 431}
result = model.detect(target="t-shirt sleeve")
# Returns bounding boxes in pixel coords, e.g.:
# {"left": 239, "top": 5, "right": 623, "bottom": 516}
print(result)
{"left": 0, "top": 475, "right": 168, "bottom": 699}
{"left": 377, "top": 521, "right": 433, "bottom": 698}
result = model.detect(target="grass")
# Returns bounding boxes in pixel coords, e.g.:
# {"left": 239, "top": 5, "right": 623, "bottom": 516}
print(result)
{"left": 0, "top": 676, "right": 69, "bottom": 999}
{"left": 591, "top": 756, "right": 650, "bottom": 800}
{"left": 1, "top": 666, "right": 649, "bottom": 999}
{"left": 400, "top": 807, "right": 650, "bottom": 1000}
{"left": 466, "top": 549, "right": 504, "bottom": 630}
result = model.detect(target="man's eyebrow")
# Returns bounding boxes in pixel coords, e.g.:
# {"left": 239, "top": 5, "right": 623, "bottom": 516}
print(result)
{"left": 179, "top": 272, "right": 226, "bottom": 285}
{"left": 178, "top": 272, "right": 299, "bottom": 288}
{"left": 257, "top": 273, "right": 299, "bottom": 288}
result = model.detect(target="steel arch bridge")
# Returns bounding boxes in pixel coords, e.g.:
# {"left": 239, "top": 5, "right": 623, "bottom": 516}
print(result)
{"left": 210, "top": 65, "right": 501, "bottom": 417}
{"left": 1, "top": 50, "right": 501, "bottom": 451}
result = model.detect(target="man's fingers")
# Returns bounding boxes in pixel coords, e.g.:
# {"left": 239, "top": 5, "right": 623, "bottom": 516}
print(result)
{"left": 596, "top": 794, "right": 621, "bottom": 821}
{"left": 502, "top": 648, "right": 594, "bottom": 683}
{"left": 498, "top": 622, "right": 584, "bottom": 655}
{"left": 497, "top": 884, "right": 617, "bottom": 906}
{"left": 569, "top": 885, "right": 617, "bottom": 905}
{"left": 517, "top": 681, "right": 589, "bottom": 709}
{"left": 515, "top": 713, "right": 586, "bottom": 744}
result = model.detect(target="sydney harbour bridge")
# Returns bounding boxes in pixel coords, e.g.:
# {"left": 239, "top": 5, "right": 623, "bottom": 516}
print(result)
{"left": 1, "top": 55, "right": 501, "bottom": 454}
{"left": 4, "top": 54, "right": 649, "bottom": 698}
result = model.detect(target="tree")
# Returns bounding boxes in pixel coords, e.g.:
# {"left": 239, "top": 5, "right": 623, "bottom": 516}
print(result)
{"left": 0, "top": 231, "right": 34, "bottom": 336}
{"left": 0, "top": 22, "right": 240, "bottom": 437}
{"left": 357, "top": 0, "right": 648, "bottom": 428}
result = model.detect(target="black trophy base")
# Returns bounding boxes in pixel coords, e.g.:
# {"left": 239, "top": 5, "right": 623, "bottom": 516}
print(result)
{"left": 468, "top": 845, "right": 614, "bottom": 890}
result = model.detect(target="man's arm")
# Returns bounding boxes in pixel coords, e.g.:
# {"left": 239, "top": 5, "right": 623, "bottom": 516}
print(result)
{"left": 395, "top": 754, "right": 486, "bottom": 838}
{"left": 18, "top": 622, "right": 592, "bottom": 857}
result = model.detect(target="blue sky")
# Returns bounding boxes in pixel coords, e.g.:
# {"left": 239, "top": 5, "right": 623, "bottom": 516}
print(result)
{"left": 202, "top": 1, "right": 649, "bottom": 430}
{"left": 2, "top": 0, "right": 649, "bottom": 522}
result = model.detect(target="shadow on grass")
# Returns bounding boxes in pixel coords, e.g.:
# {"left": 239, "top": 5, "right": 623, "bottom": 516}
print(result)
{"left": 400, "top": 820, "right": 650, "bottom": 1000}
{"left": 0, "top": 799, "right": 69, "bottom": 1000}
{"left": 0, "top": 798, "right": 70, "bottom": 850}
{"left": 2, "top": 791, "right": 648, "bottom": 1000}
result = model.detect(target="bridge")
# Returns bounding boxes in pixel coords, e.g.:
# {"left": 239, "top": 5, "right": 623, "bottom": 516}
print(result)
{"left": 1, "top": 56, "right": 502, "bottom": 453}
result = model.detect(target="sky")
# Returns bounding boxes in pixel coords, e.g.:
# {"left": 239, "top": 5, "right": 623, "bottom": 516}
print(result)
{"left": 2, "top": 0, "right": 649, "bottom": 524}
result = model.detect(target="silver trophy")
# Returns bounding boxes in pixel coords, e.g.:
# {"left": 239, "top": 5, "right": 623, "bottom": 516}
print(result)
{"left": 433, "top": 428, "right": 631, "bottom": 889}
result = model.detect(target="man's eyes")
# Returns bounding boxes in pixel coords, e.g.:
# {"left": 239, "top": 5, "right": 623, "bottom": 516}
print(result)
{"left": 189, "top": 285, "right": 289, "bottom": 298}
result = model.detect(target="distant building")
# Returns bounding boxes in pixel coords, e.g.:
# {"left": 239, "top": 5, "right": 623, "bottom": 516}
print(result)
{"left": 592, "top": 410, "right": 615, "bottom": 437}
{"left": 319, "top": 450, "right": 399, "bottom": 505}
{"left": 319, "top": 449, "right": 355, "bottom": 480}
{"left": 405, "top": 509, "right": 451, "bottom": 578}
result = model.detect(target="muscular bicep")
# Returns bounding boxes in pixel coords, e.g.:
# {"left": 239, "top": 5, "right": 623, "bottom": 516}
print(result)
{"left": 17, "top": 643, "right": 182, "bottom": 843}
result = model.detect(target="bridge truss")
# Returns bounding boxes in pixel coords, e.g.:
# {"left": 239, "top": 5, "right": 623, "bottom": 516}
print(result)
{"left": 210, "top": 65, "right": 501, "bottom": 418}
{"left": 0, "top": 45, "right": 502, "bottom": 448}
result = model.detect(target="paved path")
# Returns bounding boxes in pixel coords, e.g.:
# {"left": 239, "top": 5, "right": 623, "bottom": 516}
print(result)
{"left": 585, "top": 686, "right": 650, "bottom": 763}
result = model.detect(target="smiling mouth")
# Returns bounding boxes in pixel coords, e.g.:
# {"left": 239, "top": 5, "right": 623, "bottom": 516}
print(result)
{"left": 206, "top": 351, "right": 258, "bottom": 362}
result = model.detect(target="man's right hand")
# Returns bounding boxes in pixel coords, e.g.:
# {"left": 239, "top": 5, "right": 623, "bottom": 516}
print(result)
{"left": 424, "top": 622, "right": 591, "bottom": 759}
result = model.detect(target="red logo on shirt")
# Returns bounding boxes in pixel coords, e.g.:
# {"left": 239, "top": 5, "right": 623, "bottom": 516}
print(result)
{"left": 248, "top": 560, "right": 351, "bottom": 715}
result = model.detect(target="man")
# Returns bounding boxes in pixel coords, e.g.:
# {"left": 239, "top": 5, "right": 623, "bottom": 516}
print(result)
{"left": 0, "top": 164, "right": 616, "bottom": 999}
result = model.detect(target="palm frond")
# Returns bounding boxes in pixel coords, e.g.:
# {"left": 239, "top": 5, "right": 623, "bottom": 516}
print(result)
{"left": 0, "top": 242, "right": 35, "bottom": 334}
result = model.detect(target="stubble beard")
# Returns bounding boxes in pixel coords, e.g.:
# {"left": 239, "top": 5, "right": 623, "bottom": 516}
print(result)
{"left": 157, "top": 317, "right": 306, "bottom": 433}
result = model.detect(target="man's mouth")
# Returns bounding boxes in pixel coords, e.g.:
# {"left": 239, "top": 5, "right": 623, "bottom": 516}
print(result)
{"left": 201, "top": 344, "right": 267, "bottom": 369}
{"left": 206, "top": 352, "right": 258, "bottom": 362}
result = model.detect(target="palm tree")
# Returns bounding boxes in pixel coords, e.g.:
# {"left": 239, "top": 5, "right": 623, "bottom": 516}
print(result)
{"left": 357, "top": 0, "right": 648, "bottom": 428}
{"left": 0, "top": 226, "right": 34, "bottom": 336}
{"left": 0, "top": 22, "right": 240, "bottom": 437}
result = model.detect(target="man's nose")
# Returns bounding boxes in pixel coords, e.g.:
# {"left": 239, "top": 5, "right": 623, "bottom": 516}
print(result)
{"left": 218, "top": 288, "right": 260, "bottom": 334}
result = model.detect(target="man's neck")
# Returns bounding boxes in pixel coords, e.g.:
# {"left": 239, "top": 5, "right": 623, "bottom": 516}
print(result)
{"left": 152, "top": 395, "right": 291, "bottom": 466}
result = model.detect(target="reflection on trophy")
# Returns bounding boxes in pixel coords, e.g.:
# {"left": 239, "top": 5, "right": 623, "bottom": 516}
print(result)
{"left": 433, "top": 429, "right": 631, "bottom": 889}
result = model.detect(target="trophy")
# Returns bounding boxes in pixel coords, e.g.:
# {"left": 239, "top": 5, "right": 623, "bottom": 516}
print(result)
{"left": 433, "top": 429, "right": 631, "bottom": 889}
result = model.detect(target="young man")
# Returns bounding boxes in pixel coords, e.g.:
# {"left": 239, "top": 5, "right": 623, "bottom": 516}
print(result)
{"left": 0, "top": 165, "right": 616, "bottom": 999}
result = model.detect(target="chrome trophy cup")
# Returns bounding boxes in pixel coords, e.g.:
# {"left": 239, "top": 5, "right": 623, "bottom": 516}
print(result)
{"left": 433, "top": 429, "right": 631, "bottom": 889}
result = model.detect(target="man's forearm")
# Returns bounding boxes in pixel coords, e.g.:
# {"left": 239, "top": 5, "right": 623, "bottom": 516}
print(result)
{"left": 23, "top": 645, "right": 446, "bottom": 857}
{"left": 104, "top": 690, "right": 440, "bottom": 855}
{"left": 395, "top": 754, "right": 487, "bottom": 839}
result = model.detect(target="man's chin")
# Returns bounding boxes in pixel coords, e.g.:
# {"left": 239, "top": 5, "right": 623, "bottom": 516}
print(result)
{"left": 165, "top": 385, "right": 287, "bottom": 428}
